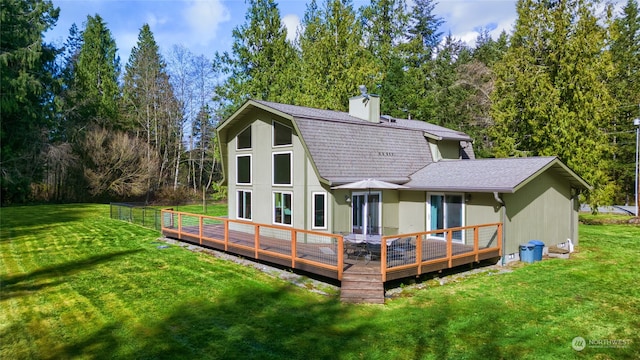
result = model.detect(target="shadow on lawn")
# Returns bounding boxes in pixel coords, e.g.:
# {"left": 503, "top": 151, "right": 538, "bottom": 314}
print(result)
{"left": 0, "top": 249, "right": 142, "bottom": 300}
{"left": 0, "top": 204, "right": 101, "bottom": 241}
{"left": 48, "top": 283, "right": 371, "bottom": 359}
{"left": 46, "top": 284, "right": 518, "bottom": 359}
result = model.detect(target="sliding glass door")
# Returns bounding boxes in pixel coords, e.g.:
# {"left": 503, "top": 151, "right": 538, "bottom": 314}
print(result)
{"left": 352, "top": 192, "right": 381, "bottom": 236}
{"left": 429, "top": 193, "right": 464, "bottom": 242}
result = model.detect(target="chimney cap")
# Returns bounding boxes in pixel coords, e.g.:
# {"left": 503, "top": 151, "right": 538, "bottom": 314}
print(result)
{"left": 358, "top": 85, "right": 369, "bottom": 99}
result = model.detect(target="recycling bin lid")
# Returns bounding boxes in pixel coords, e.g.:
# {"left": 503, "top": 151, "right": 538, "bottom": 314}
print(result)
{"left": 529, "top": 240, "right": 545, "bottom": 246}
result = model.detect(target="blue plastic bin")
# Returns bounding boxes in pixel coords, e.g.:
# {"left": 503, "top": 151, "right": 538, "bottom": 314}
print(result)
{"left": 519, "top": 243, "right": 535, "bottom": 263}
{"left": 528, "top": 240, "right": 545, "bottom": 262}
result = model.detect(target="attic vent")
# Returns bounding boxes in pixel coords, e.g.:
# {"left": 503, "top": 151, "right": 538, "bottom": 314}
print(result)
{"left": 381, "top": 115, "right": 396, "bottom": 123}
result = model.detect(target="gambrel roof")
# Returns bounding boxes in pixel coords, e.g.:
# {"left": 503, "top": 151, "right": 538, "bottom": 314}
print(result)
{"left": 217, "top": 99, "right": 590, "bottom": 191}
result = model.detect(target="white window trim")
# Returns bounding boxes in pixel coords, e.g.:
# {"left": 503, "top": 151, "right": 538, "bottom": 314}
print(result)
{"left": 426, "top": 192, "right": 466, "bottom": 243}
{"left": 236, "top": 124, "right": 252, "bottom": 151}
{"left": 273, "top": 191, "right": 293, "bottom": 226}
{"left": 272, "top": 120, "right": 293, "bottom": 148}
{"left": 272, "top": 151, "right": 293, "bottom": 186}
{"left": 311, "top": 191, "right": 327, "bottom": 230}
{"left": 237, "top": 189, "right": 252, "bottom": 220}
{"left": 236, "top": 154, "right": 252, "bottom": 185}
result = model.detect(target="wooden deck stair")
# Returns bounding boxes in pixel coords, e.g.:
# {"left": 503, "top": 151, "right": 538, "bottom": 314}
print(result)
{"left": 340, "top": 269, "right": 385, "bottom": 304}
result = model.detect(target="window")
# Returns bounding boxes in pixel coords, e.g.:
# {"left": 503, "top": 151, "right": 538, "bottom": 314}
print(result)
{"left": 273, "top": 152, "right": 292, "bottom": 185}
{"left": 273, "top": 192, "right": 292, "bottom": 225}
{"left": 237, "top": 190, "right": 252, "bottom": 220}
{"left": 236, "top": 155, "right": 251, "bottom": 184}
{"left": 312, "top": 192, "right": 327, "bottom": 229}
{"left": 237, "top": 126, "right": 251, "bottom": 150}
{"left": 428, "top": 193, "right": 464, "bottom": 242}
{"left": 273, "top": 121, "right": 292, "bottom": 146}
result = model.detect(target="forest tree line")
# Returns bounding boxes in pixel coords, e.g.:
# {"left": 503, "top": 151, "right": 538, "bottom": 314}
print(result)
{"left": 1, "top": 0, "right": 639, "bottom": 207}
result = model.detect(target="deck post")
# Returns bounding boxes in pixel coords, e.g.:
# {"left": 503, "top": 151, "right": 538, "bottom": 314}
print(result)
{"left": 474, "top": 226, "right": 479, "bottom": 262}
{"left": 291, "top": 229, "right": 297, "bottom": 268}
{"left": 254, "top": 225, "right": 260, "bottom": 259}
{"left": 224, "top": 219, "right": 229, "bottom": 251}
{"left": 416, "top": 235, "right": 423, "bottom": 277}
{"left": 381, "top": 236, "right": 387, "bottom": 281}
{"left": 337, "top": 235, "right": 344, "bottom": 280}
{"left": 178, "top": 213, "right": 183, "bottom": 239}
{"left": 447, "top": 230, "right": 453, "bottom": 268}
{"left": 199, "top": 216, "right": 203, "bottom": 245}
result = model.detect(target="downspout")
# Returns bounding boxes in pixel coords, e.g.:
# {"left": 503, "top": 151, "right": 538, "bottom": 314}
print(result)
{"left": 570, "top": 188, "right": 579, "bottom": 251}
{"left": 493, "top": 192, "right": 506, "bottom": 266}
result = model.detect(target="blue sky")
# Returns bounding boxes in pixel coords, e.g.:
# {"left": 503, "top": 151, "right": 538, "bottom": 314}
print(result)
{"left": 44, "top": 0, "right": 623, "bottom": 64}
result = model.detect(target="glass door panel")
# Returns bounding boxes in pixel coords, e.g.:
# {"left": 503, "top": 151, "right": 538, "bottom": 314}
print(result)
{"left": 445, "top": 195, "right": 463, "bottom": 242}
{"left": 351, "top": 192, "right": 381, "bottom": 236}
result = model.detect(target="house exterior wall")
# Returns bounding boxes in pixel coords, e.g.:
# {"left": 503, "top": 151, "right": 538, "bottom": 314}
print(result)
{"left": 226, "top": 110, "right": 327, "bottom": 233}
{"left": 332, "top": 189, "right": 351, "bottom": 234}
{"left": 466, "top": 193, "right": 502, "bottom": 226}
{"left": 502, "top": 171, "right": 575, "bottom": 255}
{"left": 398, "top": 191, "right": 427, "bottom": 233}
{"left": 382, "top": 190, "right": 400, "bottom": 235}
{"left": 438, "top": 140, "right": 462, "bottom": 160}
{"left": 427, "top": 139, "right": 462, "bottom": 161}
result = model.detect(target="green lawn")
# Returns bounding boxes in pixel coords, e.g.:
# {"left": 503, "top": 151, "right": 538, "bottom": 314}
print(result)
{"left": 1, "top": 204, "right": 638, "bottom": 359}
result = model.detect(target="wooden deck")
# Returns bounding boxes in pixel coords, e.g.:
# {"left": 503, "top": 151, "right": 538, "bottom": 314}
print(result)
{"left": 160, "top": 210, "right": 502, "bottom": 303}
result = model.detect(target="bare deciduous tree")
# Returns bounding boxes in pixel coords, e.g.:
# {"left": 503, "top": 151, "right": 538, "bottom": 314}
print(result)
{"left": 82, "top": 128, "right": 159, "bottom": 198}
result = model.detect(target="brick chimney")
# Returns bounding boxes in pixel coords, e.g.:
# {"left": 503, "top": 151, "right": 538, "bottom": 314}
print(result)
{"left": 349, "top": 85, "right": 380, "bottom": 123}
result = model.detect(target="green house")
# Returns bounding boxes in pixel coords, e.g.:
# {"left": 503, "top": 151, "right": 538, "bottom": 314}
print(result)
{"left": 216, "top": 93, "right": 590, "bottom": 264}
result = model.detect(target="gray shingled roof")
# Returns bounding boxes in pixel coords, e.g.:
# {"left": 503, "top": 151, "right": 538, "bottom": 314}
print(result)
{"left": 386, "top": 118, "right": 472, "bottom": 141}
{"left": 405, "top": 157, "right": 590, "bottom": 192}
{"left": 252, "top": 100, "right": 437, "bottom": 185}
{"left": 253, "top": 100, "right": 363, "bottom": 123}
{"left": 294, "top": 117, "right": 431, "bottom": 184}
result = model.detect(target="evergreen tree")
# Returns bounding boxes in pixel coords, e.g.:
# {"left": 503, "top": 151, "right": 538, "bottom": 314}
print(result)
{"left": 298, "top": 0, "right": 378, "bottom": 111}
{"left": 0, "top": 0, "right": 60, "bottom": 203}
{"left": 405, "top": 0, "right": 443, "bottom": 65}
{"left": 359, "top": 0, "right": 410, "bottom": 115}
{"left": 609, "top": 0, "right": 640, "bottom": 203}
{"left": 123, "top": 24, "right": 181, "bottom": 191}
{"left": 213, "top": 0, "right": 300, "bottom": 115}
{"left": 491, "top": 0, "right": 617, "bottom": 205}
{"left": 416, "top": 34, "right": 472, "bottom": 128}
{"left": 397, "top": 0, "right": 443, "bottom": 120}
{"left": 75, "top": 14, "right": 122, "bottom": 131}
{"left": 55, "top": 23, "right": 84, "bottom": 143}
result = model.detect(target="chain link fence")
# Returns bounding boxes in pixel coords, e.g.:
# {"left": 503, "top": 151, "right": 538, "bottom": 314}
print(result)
{"left": 110, "top": 203, "right": 171, "bottom": 231}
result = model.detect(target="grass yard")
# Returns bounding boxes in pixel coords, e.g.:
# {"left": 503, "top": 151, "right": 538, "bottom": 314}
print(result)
{"left": 1, "top": 204, "right": 638, "bottom": 359}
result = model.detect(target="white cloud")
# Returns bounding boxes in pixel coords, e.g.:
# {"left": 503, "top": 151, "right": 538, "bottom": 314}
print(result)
{"left": 434, "top": 0, "right": 518, "bottom": 47}
{"left": 146, "top": 13, "right": 168, "bottom": 28}
{"left": 182, "top": 0, "right": 231, "bottom": 45}
{"left": 282, "top": 14, "right": 301, "bottom": 43}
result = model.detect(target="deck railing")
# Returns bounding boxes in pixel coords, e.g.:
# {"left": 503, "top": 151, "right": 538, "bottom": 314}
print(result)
{"left": 160, "top": 210, "right": 501, "bottom": 282}
{"left": 161, "top": 210, "right": 344, "bottom": 280}
{"left": 380, "top": 223, "right": 502, "bottom": 281}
